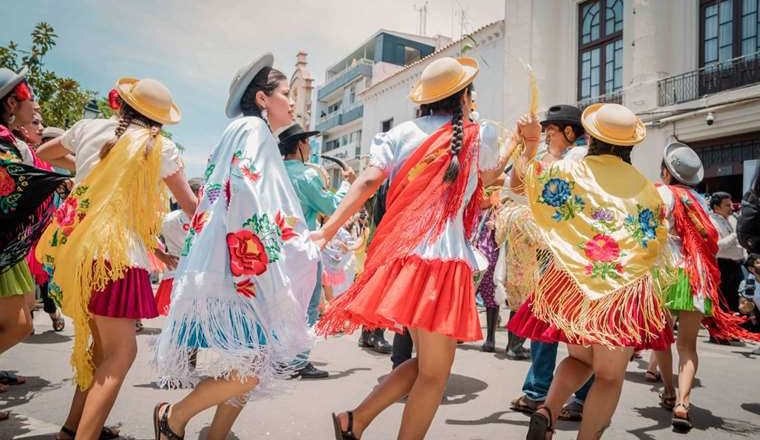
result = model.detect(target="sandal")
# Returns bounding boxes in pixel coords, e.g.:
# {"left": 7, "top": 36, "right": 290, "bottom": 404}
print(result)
{"left": 153, "top": 402, "right": 183, "bottom": 440}
{"left": 672, "top": 403, "right": 692, "bottom": 431}
{"left": 0, "top": 371, "right": 26, "bottom": 385}
{"left": 644, "top": 370, "right": 661, "bottom": 383}
{"left": 51, "top": 311, "right": 65, "bottom": 332}
{"left": 510, "top": 394, "right": 542, "bottom": 414}
{"left": 659, "top": 391, "right": 676, "bottom": 410}
{"left": 558, "top": 401, "right": 583, "bottom": 421}
{"left": 331, "top": 411, "right": 359, "bottom": 440}
{"left": 527, "top": 406, "right": 554, "bottom": 440}
{"left": 58, "top": 425, "right": 121, "bottom": 440}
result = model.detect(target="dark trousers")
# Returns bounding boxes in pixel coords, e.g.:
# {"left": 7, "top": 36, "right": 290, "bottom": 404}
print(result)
{"left": 39, "top": 283, "right": 57, "bottom": 314}
{"left": 718, "top": 258, "right": 744, "bottom": 313}
{"left": 391, "top": 328, "right": 414, "bottom": 369}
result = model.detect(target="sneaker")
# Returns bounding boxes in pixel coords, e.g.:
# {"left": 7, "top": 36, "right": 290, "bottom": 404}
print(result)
{"left": 296, "top": 362, "right": 329, "bottom": 379}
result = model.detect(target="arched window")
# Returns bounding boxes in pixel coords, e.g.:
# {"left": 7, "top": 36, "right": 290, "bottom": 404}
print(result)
{"left": 578, "top": 0, "right": 624, "bottom": 101}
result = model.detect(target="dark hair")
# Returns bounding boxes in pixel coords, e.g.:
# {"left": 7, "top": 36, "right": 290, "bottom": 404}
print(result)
{"left": 709, "top": 191, "right": 732, "bottom": 209}
{"left": 587, "top": 136, "right": 631, "bottom": 164}
{"left": 239, "top": 67, "right": 287, "bottom": 118}
{"left": 0, "top": 94, "right": 13, "bottom": 126}
{"left": 751, "top": 162, "right": 760, "bottom": 197}
{"left": 418, "top": 84, "right": 472, "bottom": 183}
{"left": 746, "top": 253, "right": 760, "bottom": 271}
{"left": 100, "top": 99, "right": 162, "bottom": 159}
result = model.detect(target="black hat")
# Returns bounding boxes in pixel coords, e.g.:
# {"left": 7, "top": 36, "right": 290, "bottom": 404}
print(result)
{"left": 541, "top": 105, "right": 584, "bottom": 134}
{"left": 277, "top": 123, "right": 320, "bottom": 156}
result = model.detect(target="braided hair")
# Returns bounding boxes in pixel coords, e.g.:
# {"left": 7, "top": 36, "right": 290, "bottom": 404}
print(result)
{"left": 99, "top": 99, "right": 162, "bottom": 159}
{"left": 418, "top": 84, "right": 472, "bottom": 183}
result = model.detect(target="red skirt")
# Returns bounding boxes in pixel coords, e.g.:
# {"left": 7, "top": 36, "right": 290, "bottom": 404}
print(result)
{"left": 154, "top": 277, "right": 174, "bottom": 316}
{"left": 509, "top": 298, "right": 674, "bottom": 350}
{"left": 316, "top": 255, "right": 482, "bottom": 341}
{"left": 88, "top": 267, "right": 158, "bottom": 320}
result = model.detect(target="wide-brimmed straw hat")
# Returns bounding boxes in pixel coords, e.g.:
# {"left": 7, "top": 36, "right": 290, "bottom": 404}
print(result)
{"left": 115, "top": 77, "right": 181, "bottom": 125}
{"left": 410, "top": 57, "right": 479, "bottom": 105}
{"left": 581, "top": 103, "right": 646, "bottom": 147}
{"left": 226, "top": 53, "right": 274, "bottom": 118}
{"left": 0, "top": 67, "right": 28, "bottom": 100}
{"left": 663, "top": 142, "right": 704, "bottom": 186}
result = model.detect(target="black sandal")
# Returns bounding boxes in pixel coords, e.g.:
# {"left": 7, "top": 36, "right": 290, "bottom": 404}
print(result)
{"left": 672, "top": 403, "right": 692, "bottom": 431}
{"left": 153, "top": 402, "right": 183, "bottom": 440}
{"left": 59, "top": 425, "right": 120, "bottom": 439}
{"left": 51, "top": 312, "right": 65, "bottom": 332}
{"left": 331, "top": 411, "right": 359, "bottom": 440}
{"left": 527, "top": 406, "right": 554, "bottom": 440}
{"left": 659, "top": 391, "right": 676, "bottom": 410}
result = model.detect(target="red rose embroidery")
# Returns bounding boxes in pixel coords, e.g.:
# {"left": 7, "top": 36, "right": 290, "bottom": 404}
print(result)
{"left": 226, "top": 230, "right": 268, "bottom": 276}
{"left": 0, "top": 168, "right": 16, "bottom": 196}
{"left": 235, "top": 279, "right": 256, "bottom": 298}
{"left": 584, "top": 234, "right": 620, "bottom": 263}
{"left": 275, "top": 212, "right": 297, "bottom": 241}
{"left": 615, "top": 263, "right": 624, "bottom": 274}
{"left": 56, "top": 197, "right": 79, "bottom": 228}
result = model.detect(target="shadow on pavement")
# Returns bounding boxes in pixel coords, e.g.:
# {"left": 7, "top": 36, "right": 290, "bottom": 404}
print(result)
{"left": 732, "top": 349, "right": 760, "bottom": 359}
{"left": 23, "top": 331, "right": 72, "bottom": 344}
{"left": 135, "top": 327, "right": 162, "bottom": 336}
{"left": 0, "top": 375, "right": 55, "bottom": 410}
{"left": 628, "top": 404, "right": 760, "bottom": 439}
{"left": 742, "top": 403, "right": 760, "bottom": 416}
{"left": 199, "top": 425, "right": 241, "bottom": 439}
{"left": 624, "top": 371, "right": 703, "bottom": 389}
{"left": 373, "top": 372, "right": 488, "bottom": 406}
{"left": 321, "top": 367, "right": 372, "bottom": 380}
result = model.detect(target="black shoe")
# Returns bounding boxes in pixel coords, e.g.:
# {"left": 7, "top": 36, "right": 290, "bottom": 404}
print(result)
{"left": 368, "top": 330, "right": 392, "bottom": 354}
{"left": 297, "top": 362, "right": 329, "bottom": 379}
{"left": 358, "top": 329, "right": 372, "bottom": 348}
{"left": 506, "top": 346, "right": 531, "bottom": 361}
{"left": 481, "top": 307, "right": 498, "bottom": 352}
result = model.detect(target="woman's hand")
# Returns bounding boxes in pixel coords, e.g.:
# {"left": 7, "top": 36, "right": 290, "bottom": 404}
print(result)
{"left": 154, "top": 248, "right": 178, "bottom": 270}
{"left": 517, "top": 113, "right": 541, "bottom": 157}
{"left": 309, "top": 230, "right": 329, "bottom": 250}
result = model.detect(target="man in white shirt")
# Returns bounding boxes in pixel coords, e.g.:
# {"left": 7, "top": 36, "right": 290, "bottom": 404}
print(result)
{"left": 710, "top": 192, "right": 747, "bottom": 312}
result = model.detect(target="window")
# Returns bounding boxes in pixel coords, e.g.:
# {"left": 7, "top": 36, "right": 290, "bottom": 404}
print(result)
{"left": 348, "top": 85, "right": 356, "bottom": 105}
{"left": 341, "top": 135, "right": 348, "bottom": 146}
{"left": 381, "top": 118, "right": 394, "bottom": 132}
{"left": 324, "top": 139, "right": 339, "bottom": 152}
{"left": 701, "top": 0, "right": 760, "bottom": 66}
{"left": 355, "top": 146, "right": 362, "bottom": 158}
{"left": 328, "top": 102, "right": 341, "bottom": 114}
{"left": 404, "top": 46, "right": 422, "bottom": 64}
{"left": 577, "top": 0, "right": 624, "bottom": 101}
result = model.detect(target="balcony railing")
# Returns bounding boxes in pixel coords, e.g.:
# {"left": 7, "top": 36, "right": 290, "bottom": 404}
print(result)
{"left": 658, "top": 52, "right": 760, "bottom": 107}
{"left": 315, "top": 105, "right": 364, "bottom": 132}
{"left": 318, "top": 60, "right": 373, "bottom": 101}
{"left": 577, "top": 90, "right": 623, "bottom": 111}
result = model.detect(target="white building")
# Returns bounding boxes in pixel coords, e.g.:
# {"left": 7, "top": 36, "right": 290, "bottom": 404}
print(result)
{"left": 289, "top": 51, "right": 314, "bottom": 130}
{"left": 504, "top": 0, "right": 760, "bottom": 197}
{"left": 360, "top": 20, "right": 506, "bottom": 168}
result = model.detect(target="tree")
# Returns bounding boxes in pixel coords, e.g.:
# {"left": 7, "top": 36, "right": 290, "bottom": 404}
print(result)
{"left": 0, "top": 23, "right": 95, "bottom": 129}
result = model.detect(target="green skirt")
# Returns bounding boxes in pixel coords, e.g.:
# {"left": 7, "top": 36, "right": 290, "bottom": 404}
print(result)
{"left": 664, "top": 268, "right": 713, "bottom": 317}
{"left": 0, "top": 260, "right": 34, "bottom": 297}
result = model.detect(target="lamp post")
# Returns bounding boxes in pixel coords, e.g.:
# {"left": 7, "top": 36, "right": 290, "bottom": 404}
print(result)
{"left": 82, "top": 99, "right": 100, "bottom": 119}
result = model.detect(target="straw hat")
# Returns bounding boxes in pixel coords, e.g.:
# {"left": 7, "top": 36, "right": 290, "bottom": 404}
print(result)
{"left": 663, "top": 142, "right": 704, "bottom": 186}
{"left": 0, "top": 67, "right": 28, "bottom": 100}
{"left": 225, "top": 53, "right": 274, "bottom": 118}
{"left": 410, "top": 57, "right": 479, "bottom": 105}
{"left": 115, "top": 77, "right": 181, "bottom": 125}
{"left": 581, "top": 103, "right": 646, "bottom": 147}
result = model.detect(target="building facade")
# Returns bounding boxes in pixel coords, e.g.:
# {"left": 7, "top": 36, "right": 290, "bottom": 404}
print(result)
{"left": 504, "top": 0, "right": 760, "bottom": 196}
{"left": 315, "top": 30, "right": 445, "bottom": 182}
{"left": 290, "top": 51, "right": 315, "bottom": 130}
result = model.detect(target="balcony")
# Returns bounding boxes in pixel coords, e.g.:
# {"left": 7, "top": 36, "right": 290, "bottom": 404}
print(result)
{"left": 316, "top": 105, "right": 364, "bottom": 132}
{"left": 577, "top": 90, "right": 623, "bottom": 111}
{"left": 658, "top": 52, "right": 760, "bottom": 107}
{"left": 317, "top": 59, "right": 373, "bottom": 101}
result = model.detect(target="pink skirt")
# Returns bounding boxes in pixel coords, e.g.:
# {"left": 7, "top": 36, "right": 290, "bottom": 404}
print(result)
{"left": 88, "top": 267, "right": 158, "bottom": 319}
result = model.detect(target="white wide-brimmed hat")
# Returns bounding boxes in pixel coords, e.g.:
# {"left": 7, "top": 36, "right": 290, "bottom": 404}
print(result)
{"left": 225, "top": 53, "right": 274, "bottom": 118}
{"left": 663, "top": 142, "right": 704, "bottom": 186}
{"left": 0, "top": 66, "right": 29, "bottom": 100}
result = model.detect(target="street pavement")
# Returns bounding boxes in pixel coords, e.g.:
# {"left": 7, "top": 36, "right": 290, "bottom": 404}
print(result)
{"left": 2, "top": 311, "right": 760, "bottom": 439}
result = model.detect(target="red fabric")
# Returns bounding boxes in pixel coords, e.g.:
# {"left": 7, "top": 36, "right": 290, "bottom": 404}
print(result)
{"left": 509, "top": 298, "right": 674, "bottom": 350}
{"left": 13, "top": 82, "right": 32, "bottom": 102}
{"left": 26, "top": 148, "right": 55, "bottom": 284}
{"left": 88, "top": 267, "right": 158, "bottom": 319}
{"left": 154, "top": 277, "right": 173, "bottom": 316}
{"left": 669, "top": 185, "right": 760, "bottom": 342}
{"left": 315, "top": 121, "right": 483, "bottom": 340}
{"left": 108, "top": 89, "right": 121, "bottom": 110}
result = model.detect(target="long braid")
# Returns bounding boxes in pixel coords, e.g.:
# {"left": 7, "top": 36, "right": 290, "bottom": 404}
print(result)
{"left": 100, "top": 109, "right": 133, "bottom": 159}
{"left": 99, "top": 104, "right": 162, "bottom": 159}
{"left": 443, "top": 105, "right": 464, "bottom": 183}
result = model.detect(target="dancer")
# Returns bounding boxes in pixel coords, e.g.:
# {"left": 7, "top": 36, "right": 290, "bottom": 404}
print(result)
{"left": 36, "top": 77, "right": 197, "bottom": 440}
{"left": 152, "top": 54, "right": 318, "bottom": 440}
{"left": 475, "top": 183, "right": 505, "bottom": 353}
{"left": 507, "top": 103, "right": 673, "bottom": 439}
{"left": 653, "top": 142, "right": 760, "bottom": 431}
{"left": 313, "top": 56, "right": 506, "bottom": 440}
{"left": 278, "top": 122, "right": 354, "bottom": 378}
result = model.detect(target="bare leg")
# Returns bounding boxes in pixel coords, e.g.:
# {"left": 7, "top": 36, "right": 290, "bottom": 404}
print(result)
{"left": 162, "top": 373, "right": 259, "bottom": 438}
{"left": 59, "top": 322, "right": 104, "bottom": 439}
{"left": 397, "top": 329, "right": 457, "bottom": 440}
{"left": 673, "top": 311, "right": 702, "bottom": 418}
{"left": 538, "top": 344, "right": 594, "bottom": 427}
{"left": 655, "top": 346, "right": 675, "bottom": 398}
{"left": 75, "top": 316, "right": 137, "bottom": 440}
{"left": 0, "top": 294, "right": 33, "bottom": 354}
{"left": 206, "top": 400, "right": 246, "bottom": 440}
{"left": 576, "top": 345, "right": 632, "bottom": 439}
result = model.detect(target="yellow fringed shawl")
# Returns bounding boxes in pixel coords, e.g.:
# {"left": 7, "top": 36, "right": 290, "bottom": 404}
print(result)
{"left": 36, "top": 129, "right": 169, "bottom": 389}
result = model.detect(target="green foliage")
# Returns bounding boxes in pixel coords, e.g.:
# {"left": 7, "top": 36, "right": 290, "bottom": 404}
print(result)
{"left": 0, "top": 22, "right": 95, "bottom": 129}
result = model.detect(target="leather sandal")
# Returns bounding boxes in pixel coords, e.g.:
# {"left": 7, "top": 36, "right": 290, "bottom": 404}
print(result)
{"left": 153, "top": 402, "right": 183, "bottom": 440}
{"left": 331, "top": 411, "right": 359, "bottom": 440}
{"left": 659, "top": 391, "right": 676, "bottom": 410}
{"left": 527, "top": 406, "right": 554, "bottom": 440}
{"left": 672, "top": 403, "right": 692, "bottom": 431}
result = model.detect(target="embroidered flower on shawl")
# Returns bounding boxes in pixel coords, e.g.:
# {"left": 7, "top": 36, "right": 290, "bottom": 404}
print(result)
{"left": 226, "top": 229, "right": 269, "bottom": 276}
{"left": 203, "top": 163, "right": 216, "bottom": 181}
{"left": 536, "top": 166, "right": 585, "bottom": 222}
{"left": 235, "top": 279, "right": 256, "bottom": 298}
{"left": 275, "top": 212, "right": 297, "bottom": 241}
{"left": 624, "top": 205, "right": 660, "bottom": 248}
{"left": 190, "top": 211, "right": 210, "bottom": 233}
{"left": 0, "top": 167, "right": 16, "bottom": 196}
{"left": 205, "top": 183, "right": 223, "bottom": 204}
{"left": 584, "top": 234, "right": 620, "bottom": 262}
{"left": 56, "top": 197, "right": 79, "bottom": 228}
{"left": 224, "top": 179, "right": 231, "bottom": 208}
{"left": 541, "top": 178, "right": 571, "bottom": 207}
{"left": 241, "top": 213, "right": 288, "bottom": 263}
{"left": 241, "top": 165, "right": 261, "bottom": 183}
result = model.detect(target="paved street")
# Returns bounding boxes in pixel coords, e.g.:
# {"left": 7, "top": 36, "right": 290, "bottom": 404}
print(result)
{"left": 2, "top": 311, "right": 760, "bottom": 439}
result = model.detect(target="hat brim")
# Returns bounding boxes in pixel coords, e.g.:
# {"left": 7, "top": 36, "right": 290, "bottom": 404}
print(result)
{"left": 410, "top": 57, "right": 479, "bottom": 105}
{"left": 581, "top": 103, "right": 646, "bottom": 147}
{"left": 279, "top": 130, "right": 320, "bottom": 147}
{"left": 663, "top": 142, "right": 704, "bottom": 186}
{"left": 225, "top": 53, "right": 274, "bottom": 118}
{"left": 116, "top": 78, "right": 181, "bottom": 125}
{"left": 0, "top": 66, "right": 28, "bottom": 101}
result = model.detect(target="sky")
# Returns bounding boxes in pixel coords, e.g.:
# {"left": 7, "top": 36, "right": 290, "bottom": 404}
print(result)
{"left": 3, "top": 0, "right": 504, "bottom": 177}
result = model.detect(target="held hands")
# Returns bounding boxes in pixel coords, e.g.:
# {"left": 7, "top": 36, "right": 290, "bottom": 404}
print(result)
{"left": 342, "top": 167, "right": 357, "bottom": 184}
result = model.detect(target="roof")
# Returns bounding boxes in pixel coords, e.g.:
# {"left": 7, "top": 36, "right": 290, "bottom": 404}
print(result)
{"left": 361, "top": 20, "right": 504, "bottom": 96}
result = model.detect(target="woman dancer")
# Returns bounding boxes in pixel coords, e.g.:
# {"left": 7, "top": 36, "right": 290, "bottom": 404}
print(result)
{"left": 507, "top": 103, "right": 673, "bottom": 439}
{"left": 313, "top": 56, "right": 505, "bottom": 440}
{"left": 36, "top": 77, "right": 197, "bottom": 440}
{"left": 152, "top": 54, "right": 318, "bottom": 440}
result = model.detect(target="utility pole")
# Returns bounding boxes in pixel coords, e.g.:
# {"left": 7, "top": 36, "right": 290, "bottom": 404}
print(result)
{"left": 414, "top": 1, "right": 428, "bottom": 35}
